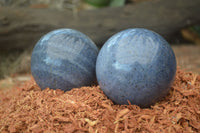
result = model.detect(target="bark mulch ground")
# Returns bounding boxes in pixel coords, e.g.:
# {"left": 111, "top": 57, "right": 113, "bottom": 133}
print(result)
{"left": 0, "top": 69, "right": 199, "bottom": 132}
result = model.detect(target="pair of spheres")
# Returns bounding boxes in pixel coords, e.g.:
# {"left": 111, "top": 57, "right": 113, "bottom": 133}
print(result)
{"left": 31, "top": 28, "right": 176, "bottom": 107}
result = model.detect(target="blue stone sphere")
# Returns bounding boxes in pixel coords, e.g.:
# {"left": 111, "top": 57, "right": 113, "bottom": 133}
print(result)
{"left": 31, "top": 29, "right": 99, "bottom": 91}
{"left": 96, "top": 28, "right": 176, "bottom": 107}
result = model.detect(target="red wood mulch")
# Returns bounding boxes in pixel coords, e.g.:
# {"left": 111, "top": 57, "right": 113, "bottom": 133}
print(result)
{"left": 0, "top": 69, "right": 199, "bottom": 133}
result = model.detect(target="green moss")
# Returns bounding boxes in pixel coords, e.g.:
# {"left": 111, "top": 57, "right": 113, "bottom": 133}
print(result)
{"left": 84, "top": 0, "right": 111, "bottom": 7}
{"left": 110, "top": 0, "right": 125, "bottom": 7}
{"left": 84, "top": 0, "right": 125, "bottom": 7}
{"left": 191, "top": 25, "right": 200, "bottom": 36}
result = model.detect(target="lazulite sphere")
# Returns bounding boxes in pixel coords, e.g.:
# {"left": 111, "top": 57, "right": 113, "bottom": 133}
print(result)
{"left": 31, "top": 29, "right": 99, "bottom": 91}
{"left": 96, "top": 28, "right": 176, "bottom": 107}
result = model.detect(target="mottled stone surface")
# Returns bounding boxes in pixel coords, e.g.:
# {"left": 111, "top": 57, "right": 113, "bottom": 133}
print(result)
{"left": 31, "top": 29, "right": 98, "bottom": 91}
{"left": 96, "top": 28, "right": 177, "bottom": 107}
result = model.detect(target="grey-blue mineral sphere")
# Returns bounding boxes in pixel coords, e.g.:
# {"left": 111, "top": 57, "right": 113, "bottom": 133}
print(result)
{"left": 96, "top": 28, "right": 176, "bottom": 107}
{"left": 31, "top": 29, "right": 99, "bottom": 91}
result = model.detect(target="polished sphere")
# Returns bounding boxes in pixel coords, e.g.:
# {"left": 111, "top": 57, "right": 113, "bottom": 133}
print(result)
{"left": 96, "top": 28, "right": 176, "bottom": 107}
{"left": 31, "top": 29, "right": 99, "bottom": 91}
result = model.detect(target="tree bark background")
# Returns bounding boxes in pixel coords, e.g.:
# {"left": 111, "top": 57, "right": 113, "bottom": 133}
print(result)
{"left": 0, "top": 0, "right": 200, "bottom": 50}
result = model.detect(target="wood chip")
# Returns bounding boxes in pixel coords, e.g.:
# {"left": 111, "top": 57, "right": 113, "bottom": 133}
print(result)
{"left": 0, "top": 69, "right": 199, "bottom": 132}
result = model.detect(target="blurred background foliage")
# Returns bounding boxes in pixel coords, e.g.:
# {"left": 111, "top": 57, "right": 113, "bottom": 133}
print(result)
{"left": 84, "top": 0, "right": 125, "bottom": 7}
{"left": 181, "top": 25, "right": 200, "bottom": 45}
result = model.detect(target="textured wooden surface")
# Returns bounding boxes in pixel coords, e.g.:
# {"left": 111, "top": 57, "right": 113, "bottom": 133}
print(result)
{"left": 1, "top": 0, "right": 200, "bottom": 50}
{"left": 172, "top": 45, "right": 200, "bottom": 74}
